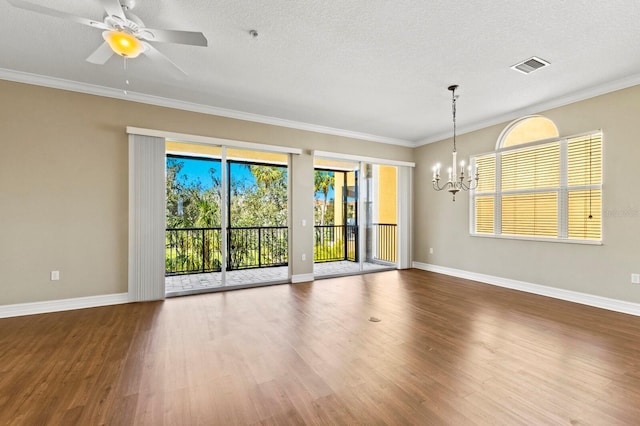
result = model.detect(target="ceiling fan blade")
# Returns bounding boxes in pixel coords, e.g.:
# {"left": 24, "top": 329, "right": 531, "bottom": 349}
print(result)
{"left": 7, "top": 0, "right": 108, "bottom": 29}
{"left": 98, "top": 0, "right": 127, "bottom": 22}
{"left": 143, "top": 43, "right": 187, "bottom": 76}
{"left": 86, "top": 42, "right": 115, "bottom": 65}
{"left": 140, "top": 28, "right": 208, "bottom": 47}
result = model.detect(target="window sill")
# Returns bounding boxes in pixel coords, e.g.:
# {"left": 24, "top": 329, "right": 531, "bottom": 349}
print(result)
{"left": 470, "top": 233, "right": 603, "bottom": 246}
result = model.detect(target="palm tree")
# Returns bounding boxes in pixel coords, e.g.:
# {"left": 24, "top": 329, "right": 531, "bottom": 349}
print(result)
{"left": 195, "top": 195, "right": 219, "bottom": 228}
{"left": 250, "top": 165, "right": 283, "bottom": 190}
{"left": 246, "top": 165, "right": 288, "bottom": 227}
{"left": 314, "top": 171, "right": 334, "bottom": 226}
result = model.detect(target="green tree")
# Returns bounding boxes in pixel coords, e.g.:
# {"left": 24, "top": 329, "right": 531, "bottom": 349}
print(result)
{"left": 314, "top": 171, "right": 334, "bottom": 226}
{"left": 230, "top": 165, "right": 287, "bottom": 227}
{"left": 227, "top": 164, "right": 288, "bottom": 268}
{"left": 250, "top": 165, "right": 283, "bottom": 190}
{"left": 166, "top": 158, "right": 221, "bottom": 228}
{"left": 166, "top": 157, "right": 184, "bottom": 225}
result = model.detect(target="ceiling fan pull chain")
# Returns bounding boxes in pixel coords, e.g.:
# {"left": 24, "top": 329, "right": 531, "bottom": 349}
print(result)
{"left": 123, "top": 57, "right": 129, "bottom": 95}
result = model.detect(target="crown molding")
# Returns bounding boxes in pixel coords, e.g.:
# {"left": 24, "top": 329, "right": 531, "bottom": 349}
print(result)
{"left": 7, "top": 67, "right": 638, "bottom": 149}
{"left": 0, "top": 67, "right": 415, "bottom": 148}
{"left": 416, "top": 72, "right": 640, "bottom": 146}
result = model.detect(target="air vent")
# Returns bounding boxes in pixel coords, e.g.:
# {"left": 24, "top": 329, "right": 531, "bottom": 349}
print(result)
{"left": 511, "top": 56, "right": 550, "bottom": 74}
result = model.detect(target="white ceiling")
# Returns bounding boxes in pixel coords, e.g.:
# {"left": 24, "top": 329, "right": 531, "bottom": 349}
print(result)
{"left": 1, "top": 0, "right": 640, "bottom": 146}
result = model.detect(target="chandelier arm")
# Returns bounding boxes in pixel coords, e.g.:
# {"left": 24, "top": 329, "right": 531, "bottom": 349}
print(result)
{"left": 432, "top": 180, "right": 448, "bottom": 191}
{"left": 460, "top": 178, "right": 479, "bottom": 191}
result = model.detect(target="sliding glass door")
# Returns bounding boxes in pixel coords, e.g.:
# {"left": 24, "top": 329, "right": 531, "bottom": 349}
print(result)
{"left": 225, "top": 148, "right": 289, "bottom": 286}
{"left": 165, "top": 152, "right": 223, "bottom": 278}
{"left": 360, "top": 163, "right": 398, "bottom": 271}
{"left": 165, "top": 142, "right": 289, "bottom": 296}
{"left": 313, "top": 157, "right": 398, "bottom": 278}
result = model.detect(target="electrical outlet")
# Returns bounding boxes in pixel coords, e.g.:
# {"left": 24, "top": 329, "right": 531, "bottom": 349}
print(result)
{"left": 632, "top": 273, "right": 640, "bottom": 284}
{"left": 51, "top": 271, "right": 60, "bottom": 281}
{"left": 429, "top": 248, "right": 434, "bottom": 254}
{"left": 301, "top": 253, "right": 306, "bottom": 261}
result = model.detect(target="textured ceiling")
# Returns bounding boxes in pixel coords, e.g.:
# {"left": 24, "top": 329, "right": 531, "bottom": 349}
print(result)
{"left": 1, "top": 0, "right": 639, "bottom": 146}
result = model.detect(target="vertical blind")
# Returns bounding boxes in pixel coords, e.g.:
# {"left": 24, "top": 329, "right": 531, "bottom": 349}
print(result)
{"left": 128, "top": 134, "right": 167, "bottom": 301}
{"left": 471, "top": 131, "right": 602, "bottom": 242}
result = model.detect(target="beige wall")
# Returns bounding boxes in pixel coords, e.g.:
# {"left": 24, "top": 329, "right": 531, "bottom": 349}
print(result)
{"left": 0, "top": 80, "right": 413, "bottom": 305}
{"left": 414, "top": 84, "right": 640, "bottom": 303}
{"left": 3, "top": 78, "right": 638, "bottom": 307}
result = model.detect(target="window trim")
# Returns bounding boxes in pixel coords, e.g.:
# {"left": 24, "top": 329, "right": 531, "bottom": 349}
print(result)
{"left": 470, "top": 129, "right": 603, "bottom": 245}
{"left": 470, "top": 232, "right": 603, "bottom": 246}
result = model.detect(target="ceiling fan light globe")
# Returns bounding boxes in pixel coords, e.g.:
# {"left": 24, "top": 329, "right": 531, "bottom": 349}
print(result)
{"left": 103, "top": 30, "right": 143, "bottom": 58}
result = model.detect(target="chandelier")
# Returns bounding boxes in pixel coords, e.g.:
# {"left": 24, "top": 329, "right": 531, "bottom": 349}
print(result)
{"left": 432, "top": 85, "right": 479, "bottom": 201}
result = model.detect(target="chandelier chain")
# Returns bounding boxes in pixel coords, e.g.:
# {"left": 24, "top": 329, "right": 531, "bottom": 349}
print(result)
{"left": 452, "top": 86, "right": 457, "bottom": 152}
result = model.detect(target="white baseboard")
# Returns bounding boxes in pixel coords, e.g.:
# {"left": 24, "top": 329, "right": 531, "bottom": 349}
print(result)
{"left": 412, "top": 262, "right": 640, "bottom": 317}
{"left": 0, "top": 293, "right": 130, "bottom": 319}
{"left": 291, "top": 273, "right": 315, "bottom": 284}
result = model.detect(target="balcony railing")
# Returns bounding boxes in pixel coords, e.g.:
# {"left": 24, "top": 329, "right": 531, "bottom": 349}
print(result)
{"left": 313, "top": 223, "right": 397, "bottom": 263}
{"left": 166, "top": 226, "right": 288, "bottom": 275}
{"left": 166, "top": 227, "right": 222, "bottom": 275}
{"left": 229, "top": 226, "right": 288, "bottom": 270}
{"left": 314, "top": 225, "right": 358, "bottom": 262}
{"left": 374, "top": 223, "right": 397, "bottom": 263}
{"left": 166, "top": 223, "right": 396, "bottom": 276}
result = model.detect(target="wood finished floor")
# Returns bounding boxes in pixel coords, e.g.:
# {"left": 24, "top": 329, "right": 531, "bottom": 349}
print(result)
{"left": 1, "top": 269, "right": 640, "bottom": 425}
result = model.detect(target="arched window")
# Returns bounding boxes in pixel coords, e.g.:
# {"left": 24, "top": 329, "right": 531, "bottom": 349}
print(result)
{"left": 497, "top": 115, "right": 559, "bottom": 148}
{"left": 471, "top": 116, "right": 602, "bottom": 243}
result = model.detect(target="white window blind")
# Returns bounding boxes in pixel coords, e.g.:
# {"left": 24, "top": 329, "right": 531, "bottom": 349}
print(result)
{"left": 501, "top": 142, "right": 559, "bottom": 191}
{"left": 471, "top": 131, "right": 602, "bottom": 243}
{"left": 567, "top": 133, "right": 602, "bottom": 240}
{"left": 473, "top": 155, "right": 496, "bottom": 235}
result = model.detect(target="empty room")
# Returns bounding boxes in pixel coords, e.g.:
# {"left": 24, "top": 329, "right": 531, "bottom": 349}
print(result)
{"left": 1, "top": 0, "right": 639, "bottom": 424}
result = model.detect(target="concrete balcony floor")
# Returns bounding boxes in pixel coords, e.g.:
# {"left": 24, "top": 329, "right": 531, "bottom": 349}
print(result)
{"left": 165, "top": 260, "right": 393, "bottom": 297}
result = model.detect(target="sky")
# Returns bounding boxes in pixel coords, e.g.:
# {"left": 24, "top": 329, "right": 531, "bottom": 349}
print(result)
{"left": 170, "top": 156, "right": 340, "bottom": 201}
{"left": 170, "top": 157, "right": 256, "bottom": 191}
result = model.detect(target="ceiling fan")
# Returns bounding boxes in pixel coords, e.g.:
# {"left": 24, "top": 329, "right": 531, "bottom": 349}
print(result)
{"left": 7, "top": 0, "right": 208, "bottom": 75}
